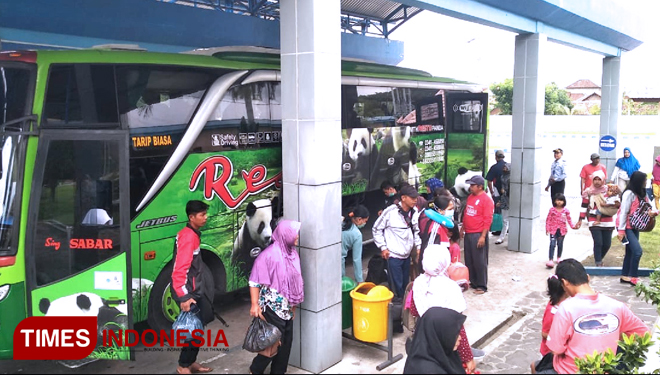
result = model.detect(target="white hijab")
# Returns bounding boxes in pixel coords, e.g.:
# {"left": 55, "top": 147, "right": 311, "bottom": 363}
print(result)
{"left": 413, "top": 245, "right": 466, "bottom": 316}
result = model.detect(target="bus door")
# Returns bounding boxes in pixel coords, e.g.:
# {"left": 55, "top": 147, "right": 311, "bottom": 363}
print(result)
{"left": 26, "top": 130, "right": 132, "bottom": 362}
{"left": 442, "top": 92, "right": 488, "bottom": 191}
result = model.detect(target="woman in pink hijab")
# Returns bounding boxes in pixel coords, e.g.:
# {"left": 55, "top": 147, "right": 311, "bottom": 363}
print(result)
{"left": 575, "top": 171, "right": 620, "bottom": 266}
{"left": 248, "top": 220, "right": 304, "bottom": 374}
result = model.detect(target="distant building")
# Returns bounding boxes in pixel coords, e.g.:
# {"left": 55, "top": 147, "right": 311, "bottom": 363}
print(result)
{"left": 565, "top": 79, "right": 601, "bottom": 114}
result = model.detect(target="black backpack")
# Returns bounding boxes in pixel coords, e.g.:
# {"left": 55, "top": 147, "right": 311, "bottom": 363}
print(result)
{"left": 365, "top": 254, "right": 389, "bottom": 285}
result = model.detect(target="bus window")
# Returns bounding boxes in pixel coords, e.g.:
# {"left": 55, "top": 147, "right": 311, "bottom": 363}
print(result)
{"left": 43, "top": 64, "right": 118, "bottom": 126}
{"left": 0, "top": 66, "right": 31, "bottom": 125}
{"left": 34, "top": 140, "right": 121, "bottom": 285}
{"left": 117, "top": 66, "right": 223, "bottom": 130}
{"left": 195, "top": 82, "right": 280, "bottom": 153}
{"left": 119, "top": 66, "right": 226, "bottom": 214}
{"left": 0, "top": 65, "right": 32, "bottom": 256}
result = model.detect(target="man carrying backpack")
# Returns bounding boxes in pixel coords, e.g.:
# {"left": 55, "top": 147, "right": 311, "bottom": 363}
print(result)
{"left": 372, "top": 184, "right": 422, "bottom": 299}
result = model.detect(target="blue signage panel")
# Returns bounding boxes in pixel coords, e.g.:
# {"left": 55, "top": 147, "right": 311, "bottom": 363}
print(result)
{"left": 599, "top": 135, "right": 617, "bottom": 152}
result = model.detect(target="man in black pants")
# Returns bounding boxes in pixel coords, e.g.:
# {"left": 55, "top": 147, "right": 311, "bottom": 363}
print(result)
{"left": 172, "top": 200, "right": 214, "bottom": 375}
{"left": 545, "top": 148, "right": 567, "bottom": 203}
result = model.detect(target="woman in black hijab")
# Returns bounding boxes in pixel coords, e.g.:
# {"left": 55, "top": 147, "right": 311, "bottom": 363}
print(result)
{"left": 403, "top": 307, "right": 467, "bottom": 374}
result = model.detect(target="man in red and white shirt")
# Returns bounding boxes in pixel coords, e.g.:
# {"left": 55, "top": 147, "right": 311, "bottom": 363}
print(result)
{"left": 580, "top": 153, "right": 607, "bottom": 194}
{"left": 546, "top": 259, "right": 648, "bottom": 374}
{"left": 459, "top": 175, "right": 494, "bottom": 295}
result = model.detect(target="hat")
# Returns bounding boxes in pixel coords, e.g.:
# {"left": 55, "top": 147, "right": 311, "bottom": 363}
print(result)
{"left": 466, "top": 175, "right": 485, "bottom": 186}
{"left": 553, "top": 148, "right": 563, "bottom": 153}
{"left": 399, "top": 185, "right": 420, "bottom": 199}
{"left": 590, "top": 153, "right": 600, "bottom": 160}
{"left": 495, "top": 150, "right": 505, "bottom": 158}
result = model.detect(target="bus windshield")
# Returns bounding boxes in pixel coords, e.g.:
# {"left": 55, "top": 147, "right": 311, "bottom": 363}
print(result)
{"left": 0, "top": 65, "right": 32, "bottom": 254}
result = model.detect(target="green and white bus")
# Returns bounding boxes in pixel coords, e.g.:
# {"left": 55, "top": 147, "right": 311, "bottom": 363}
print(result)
{"left": 0, "top": 48, "right": 488, "bottom": 360}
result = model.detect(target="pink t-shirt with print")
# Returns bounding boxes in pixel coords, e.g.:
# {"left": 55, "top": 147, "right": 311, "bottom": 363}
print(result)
{"left": 547, "top": 293, "right": 648, "bottom": 374}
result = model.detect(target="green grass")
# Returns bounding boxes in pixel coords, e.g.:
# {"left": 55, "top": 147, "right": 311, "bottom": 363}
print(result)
{"left": 582, "top": 230, "right": 660, "bottom": 269}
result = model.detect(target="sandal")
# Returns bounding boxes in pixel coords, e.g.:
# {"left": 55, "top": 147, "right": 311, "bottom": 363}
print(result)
{"left": 177, "top": 367, "right": 192, "bottom": 375}
{"left": 472, "top": 289, "right": 486, "bottom": 295}
{"left": 190, "top": 363, "right": 213, "bottom": 373}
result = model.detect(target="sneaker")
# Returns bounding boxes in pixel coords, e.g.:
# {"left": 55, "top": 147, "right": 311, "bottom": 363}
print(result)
{"left": 471, "top": 347, "right": 485, "bottom": 359}
{"left": 545, "top": 260, "right": 555, "bottom": 268}
{"left": 555, "top": 258, "right": 562, "bottom": 264}
{"left": 495, "top": 239, "right": 503, "bottom": 245}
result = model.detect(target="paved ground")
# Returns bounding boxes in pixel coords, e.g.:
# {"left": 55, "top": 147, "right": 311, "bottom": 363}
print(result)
{"left": 478, "top": 276, "right": 660, "bottom": 374}
{"left": 2, "top": 191, "right": 659, "bottom": 374}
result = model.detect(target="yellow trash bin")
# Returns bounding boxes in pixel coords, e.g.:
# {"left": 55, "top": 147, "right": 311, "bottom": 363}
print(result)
{"left": 350, "top": 282, "right": 394, "bottom": 343}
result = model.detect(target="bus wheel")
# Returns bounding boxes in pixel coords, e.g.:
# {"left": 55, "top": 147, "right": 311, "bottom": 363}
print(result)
{"left": 147, "top": 262, "right": 213, "bottom": 332}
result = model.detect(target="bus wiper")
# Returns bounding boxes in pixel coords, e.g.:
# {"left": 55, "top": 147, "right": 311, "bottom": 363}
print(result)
{"left": 0, "top": 114, "right": 37, "bottom": 132}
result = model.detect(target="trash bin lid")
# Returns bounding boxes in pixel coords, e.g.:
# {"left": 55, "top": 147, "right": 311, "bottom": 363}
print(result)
{"left": 342, "top": 276, "right": 358, "bottom": 292}
{"left": 350, "top": 282, "right": 394, "bottom": 302}
{"left": 366, "top": 285, "right": 393, "bottom": 299}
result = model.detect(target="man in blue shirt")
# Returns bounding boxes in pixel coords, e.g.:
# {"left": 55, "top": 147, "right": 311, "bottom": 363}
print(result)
{"left": 486, "top": 150, "right": 506, "bottom": 212}
{"left": 545, "top": 148, "right": 567, "bottom": 203}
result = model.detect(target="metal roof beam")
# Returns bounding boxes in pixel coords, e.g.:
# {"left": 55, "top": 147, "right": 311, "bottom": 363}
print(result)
{"left": 399, "top": 0, "right": 640, "bottom": 56}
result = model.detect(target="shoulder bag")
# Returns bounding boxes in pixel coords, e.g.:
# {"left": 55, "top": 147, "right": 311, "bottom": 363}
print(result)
{"left": 629, "top": 196, "right": 656, "bottom": 232}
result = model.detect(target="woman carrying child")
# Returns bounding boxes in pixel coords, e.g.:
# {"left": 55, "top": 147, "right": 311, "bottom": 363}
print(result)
{"left": 545, "top": 193, "right": 577, "bottom": 268}
{"left": 575, "top": 171, "right": 620, "bottom": 267}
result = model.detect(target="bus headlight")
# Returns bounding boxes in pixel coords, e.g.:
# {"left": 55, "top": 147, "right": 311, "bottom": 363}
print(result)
{"left": 0, "top": 284, "right": 9, "bottom": 302}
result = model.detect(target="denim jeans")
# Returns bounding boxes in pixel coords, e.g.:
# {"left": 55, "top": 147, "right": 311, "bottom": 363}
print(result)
{"left": 621, "top": 229, "right": 642, "bottom": 278}
{"left": 549, "top": 228, "right": 565, "bottom": 260}
{"left": 387, "top": 256, "right": 410, "bottom": 299}
{"left": 590, "top": 228, "right": 613, "bottom": 265}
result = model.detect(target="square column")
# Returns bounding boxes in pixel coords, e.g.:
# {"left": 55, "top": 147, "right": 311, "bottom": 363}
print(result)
{"left": 509, "top": 33, "right": 546, "bottom": 254}
{"left": 280, "top": 0, "right": 343, "bottom": 373}
{"left": 600, "top": 56, "right": 622, "bottom": 176}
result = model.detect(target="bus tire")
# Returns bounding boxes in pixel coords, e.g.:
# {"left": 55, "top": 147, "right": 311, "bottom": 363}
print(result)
{"left": 147, "top": 261, "right": 213, "bottom": 332}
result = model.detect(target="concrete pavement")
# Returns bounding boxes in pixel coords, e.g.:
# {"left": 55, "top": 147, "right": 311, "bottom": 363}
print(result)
{"left": 3, "top": 192, "right": 658, "bottom": 374}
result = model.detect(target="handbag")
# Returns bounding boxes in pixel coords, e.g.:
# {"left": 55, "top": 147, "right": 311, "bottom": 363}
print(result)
{"left": 401, "top": 282, "right": 419, "bottom": 332}
{"left": 172, "top": 305, "right": 204, "bottom": 342}
{"left": 490, "top": 213, "right": 503, "bottom": 232}
{"left": 242, "top": 317, "right": 282, "bottom": 353}
{"left": 630, "top": 197, "right": 656, "bottom": 232}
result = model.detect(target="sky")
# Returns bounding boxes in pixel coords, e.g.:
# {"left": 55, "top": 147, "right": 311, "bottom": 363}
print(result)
{"left": 391, "top": 1, "right": 660, "bottom": 93}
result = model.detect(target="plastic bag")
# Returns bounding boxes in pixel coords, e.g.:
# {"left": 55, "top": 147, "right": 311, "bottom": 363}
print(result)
{"left": 172, "top": 304, "right": 204, "bottom": 342}
{"left": 242, "top": 317, "right": 282, "bottom": 353}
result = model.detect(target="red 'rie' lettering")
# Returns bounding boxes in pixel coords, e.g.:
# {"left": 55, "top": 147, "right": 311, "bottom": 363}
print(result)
{"left": 189, "top": 156, "right": 282, "bottom": 209}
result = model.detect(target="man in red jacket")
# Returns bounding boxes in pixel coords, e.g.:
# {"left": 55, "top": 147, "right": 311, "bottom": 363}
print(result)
{"left": 460, "top": 175, "right": 494, "bottom": 295}
{"left": 172, "top": 200, "right": 213, "bottom": 374}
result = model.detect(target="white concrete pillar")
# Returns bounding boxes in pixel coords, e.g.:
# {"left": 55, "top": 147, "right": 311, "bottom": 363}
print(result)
{"left": 600, "top": 55, "right": 622, "bottom": 176}
{"left": 280, "top": 0, "right": 343, "bottom": 373}
{"left": 508, "top": 33, "right": 546, "bottom": 254}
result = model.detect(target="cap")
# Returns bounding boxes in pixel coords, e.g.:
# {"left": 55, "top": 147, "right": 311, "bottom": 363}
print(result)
{"left": 495, "top": 150, "right": 505, "bottom": 158}
{"left": 466, "top": 175, "right": 485, "bottom": 186}
{"left": 399, "top": 184, "right": 420, "bottom": 199}
{"left": 590, "top": 153, "right": 601, "bottom": 160}
{"left": 553, "top": 148, "right": 563, "bottom": 153}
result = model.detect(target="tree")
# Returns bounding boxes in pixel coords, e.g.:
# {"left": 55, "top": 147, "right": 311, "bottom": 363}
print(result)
{"left": 489, "top": 80, "right": 574, "bottom": 115}
{"left": 544, "top": 83, "right": 573, "bottom": 115}
{"left": 489, "top": 79, "right": 513, "bottom": 115}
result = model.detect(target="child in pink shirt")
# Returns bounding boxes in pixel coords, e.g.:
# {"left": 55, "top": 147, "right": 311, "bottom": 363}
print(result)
{"left": 540, "top": 274, "right": 567, "bottom": 356}
{"left": 545, "top": 193, "right": 576, "bottom": 268}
